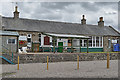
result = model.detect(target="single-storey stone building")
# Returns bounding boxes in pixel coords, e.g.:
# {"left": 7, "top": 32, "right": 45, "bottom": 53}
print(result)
{"left": 1, "top": 6, "right": 120, "bottom": 53}
{"left": 0, "top": 30, "right": 19, "bottom": 53}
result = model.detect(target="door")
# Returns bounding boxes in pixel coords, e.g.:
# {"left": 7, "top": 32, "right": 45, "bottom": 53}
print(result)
{"left": 58, "top": 42, "right": 63, "bottom": 53}
{"left": 33, "top": 43, "right": 40, "bottom": 52}
{"left": 44, "top": 36, "right": 50, "bottom": 45}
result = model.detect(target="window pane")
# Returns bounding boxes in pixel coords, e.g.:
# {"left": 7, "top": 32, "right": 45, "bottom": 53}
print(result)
{"left": 73, "top": 39, "right": 78, "bottom": 47}
{"left": 8, "top": 39, "right": 15, "bottom": 44}
{"left": 100, "top": 37, "right": 102, "bottom": 47}
{"left": 89, "top": 36, "right": 92, "bottom": 47}
{"left": 8, "top": 39, "right": 12, "bottom": 43}
{"left": 93, "top": 37, "right": 95, "bottom": 47}
{"left": 68, "top": 39, "right": 71, "bottom": 43}
{"left": 80, "top": 40, "right": 82, "bottom": 47}
{"left": 84, "top": 40, "right": 87, "bottom": 47}
{"left": 52, "top": 38, "right": 57, "bottom": 46}
{"left": 27, "top": 38, "right": 31, "bottom": 42}
{"left": 96, "top": 37, "right": 99, "bottom": 47}
{"left": 12, "top": 39, "right": 15, "bottom": 43}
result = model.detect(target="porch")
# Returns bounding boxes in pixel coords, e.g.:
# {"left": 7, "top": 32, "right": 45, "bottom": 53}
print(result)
{"left": 31, "top": 33, "right": 90, "bottom": 53}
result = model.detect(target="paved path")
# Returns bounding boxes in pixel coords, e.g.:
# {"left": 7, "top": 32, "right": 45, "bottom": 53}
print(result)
{"left": 1, "top": 60, "right": 118, "bottom": 78}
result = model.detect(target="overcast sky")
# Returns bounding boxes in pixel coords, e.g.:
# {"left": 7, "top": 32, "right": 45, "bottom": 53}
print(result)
{"left": 0, "top": 2, "right": 119, "bottom": 30}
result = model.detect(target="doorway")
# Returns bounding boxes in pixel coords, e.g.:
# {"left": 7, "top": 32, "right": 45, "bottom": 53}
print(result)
{"left": 58, "top": 42, "right": 63, "bottom": 53}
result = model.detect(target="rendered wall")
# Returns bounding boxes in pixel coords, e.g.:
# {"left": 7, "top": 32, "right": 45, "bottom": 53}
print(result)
{"left": 2, "top": 36, "right": 17, "bottom": 53}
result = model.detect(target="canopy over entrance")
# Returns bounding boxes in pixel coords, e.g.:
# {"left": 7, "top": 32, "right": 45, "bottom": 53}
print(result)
{"left": 44, "top": 33, "right": 90, "bottom": 39}
{"left": 43, "top": 33, "right": 90, "bottom": 53}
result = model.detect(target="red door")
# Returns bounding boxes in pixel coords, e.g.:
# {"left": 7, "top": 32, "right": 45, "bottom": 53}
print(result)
{"left": 44, "top": 36, "right": 50, "bottom": 45}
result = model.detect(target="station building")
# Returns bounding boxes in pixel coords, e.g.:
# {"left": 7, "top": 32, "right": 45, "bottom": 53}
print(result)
{"left": 1, "top": 6, "right": 120, "bottom": 53}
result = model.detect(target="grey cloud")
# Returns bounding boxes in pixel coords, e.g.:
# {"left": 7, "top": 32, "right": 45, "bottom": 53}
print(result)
{"left": 32, "top": 12, "right": 62, "bottom": 20}
{"left": 41, "top": 2, "right": 77, "bottom": 10}
{"left": 96, "top": 2, "right": 118, "bottom": 10}
{"left": 80, "top": 2, "right": 118, "bottom": 12}
{"left": 18, "top": 2, "right": 32, "bottom": 13}
{"left": 118, "top": 2, "right": 120, "bottom": 11}
{"left": 26, "top": 2, "right": 77, "bottom": 21}
{"left": 80, "top": 2, "right": 100, "bottom": 12}
{"left": 95, "top": 2, "right": 117, "bottom": 6}
{"left": 105, "top": 11, "right": 117, "bottom": 15}
{"left": 42, "top": 14, "right": 62, "bottom": 20}
{"left": 2, "top": 2, "right": 118, "bottom": 30}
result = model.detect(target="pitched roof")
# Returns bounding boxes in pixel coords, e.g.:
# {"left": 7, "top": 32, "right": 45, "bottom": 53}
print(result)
{"left": 2, "top": 17, "right": 120, "bottom": 36}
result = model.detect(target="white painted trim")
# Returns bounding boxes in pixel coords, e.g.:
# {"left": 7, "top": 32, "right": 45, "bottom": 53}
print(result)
{"left": 7, "top": 39, "right": 16, "bottom": 44}
{"left": 7, "top": 39, "right": 8, "bottom": 44}
{"left": 82, "top": 39, "right": 84, "bottom": 47}
{"left": 41, "top": 34, "right": 53, "bottom": 47}
{"left": 102, "top": 37, "right": 103, "bottom": 47}
{"left": 15, "top": 39, "right": 17, "bottom": 44}
{"left": 81, "top": 47, "right": 103, "bottom": 48}
{"left": 92, "top": 36, "right": 93, "bottom": 47}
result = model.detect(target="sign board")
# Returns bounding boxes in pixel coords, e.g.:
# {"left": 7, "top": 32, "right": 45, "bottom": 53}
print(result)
{"left": 112, "top": 40, "right": 117, "bottom": 43}
{"left": 19, "top": 36, "right": 27, "bottom": 41}
{"left": 27, "top": 43, "right": 31, "bottom": 47}
{"left": 108, "top": 39, "right": 111, "bottom": 48}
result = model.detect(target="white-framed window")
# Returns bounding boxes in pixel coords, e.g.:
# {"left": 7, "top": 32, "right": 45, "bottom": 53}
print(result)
{"left": 80, "top": 36, "right": 103, "bottom": 48}
{"left": 100, "top": 37, "right": 102, "bottom": 47}
{"left": 7, "top": 39, "right": 16, "bottom": 44}
{"left": 96, "top": 37, "right": 99, "bottom": 47}
{"left": 84, "top": 39, "right": 87, "bottom": 47}
{"left": 88, "top": 36, "right": 92, "bottom": 47}
{"left": 52, "top": 38, "right": 57, "bottom": 46}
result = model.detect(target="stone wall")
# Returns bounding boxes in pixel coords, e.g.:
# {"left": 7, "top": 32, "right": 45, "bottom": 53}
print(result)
{"left": 18, "top": 31, "right": 39, "bottom": 43}
{"left": 2, "top": 53, "right": 118, "bottom": 64}
{"left": 103, "top": 36, "right": 119, "bottom": 52}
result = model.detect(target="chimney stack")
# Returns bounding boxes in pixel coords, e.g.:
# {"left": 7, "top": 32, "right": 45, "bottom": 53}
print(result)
{"left": 13, "top": 6, "right": 19, "bottom": 19}
{"left": 98, "top": 17, "right": 104, "bottom": 27}
{"left": 81, "top": 15, "right": 86, "bottom": 25}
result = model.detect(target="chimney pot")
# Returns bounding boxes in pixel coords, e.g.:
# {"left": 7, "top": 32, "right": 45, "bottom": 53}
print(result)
{"left": 13, "top": 6, "right": 19, "bottom": 19}
{"left": 98, "top": 17, "right": 104, "bottom": 27}
{"left": 100, "top": 17, "right": 103, "bottom": 21}
{"left": 81, "top": 15, "right": 86, "bottom": 25}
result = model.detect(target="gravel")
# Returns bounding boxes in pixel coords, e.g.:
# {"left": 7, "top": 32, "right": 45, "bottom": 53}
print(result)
{"left": 1, "top": 60, "right": 118, "bottom": 78}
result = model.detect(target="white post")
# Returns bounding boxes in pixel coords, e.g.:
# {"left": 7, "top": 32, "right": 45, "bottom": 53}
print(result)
{"left": 82, "top": 39, "right": 84, "bottom": 47}
{"left": 92, "top": 36, "right": 93, "bottom": 47}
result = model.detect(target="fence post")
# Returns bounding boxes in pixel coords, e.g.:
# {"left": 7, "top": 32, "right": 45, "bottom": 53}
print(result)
{"left": 47, "top": 56, "right": 48, "bottom": 70}
{"left": 77, "top": 55, "right": 79, "bottom": 70}
{"left": 17, "top": 56, "right": 19, "bottom": 70}
{"left": 107, "top": 53, "right": 109, "bottom": 69}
